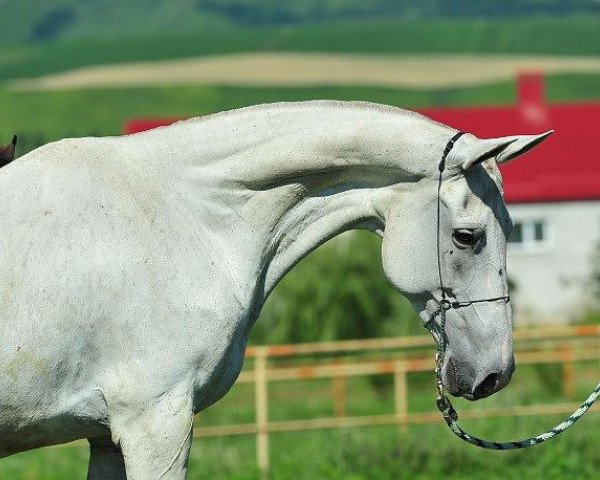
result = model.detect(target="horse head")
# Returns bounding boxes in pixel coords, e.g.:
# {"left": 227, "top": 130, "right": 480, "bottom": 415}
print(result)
{"left": 381, "top": 130, "right": 551, "bottom": 400}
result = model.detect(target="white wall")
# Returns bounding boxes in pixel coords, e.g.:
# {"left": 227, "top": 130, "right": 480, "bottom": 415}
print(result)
{"left": 506, "top": 201, "right": 600, "bottom": 324}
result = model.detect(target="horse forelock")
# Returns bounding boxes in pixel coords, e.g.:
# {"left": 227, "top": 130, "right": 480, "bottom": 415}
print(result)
{"left": 481, "top": 159, "right": 505, "bottom": 196}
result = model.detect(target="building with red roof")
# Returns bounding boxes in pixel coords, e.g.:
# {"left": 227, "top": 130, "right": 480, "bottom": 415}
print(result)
{"left": 125, "top": 74, "right": 600, "bottom": 322}
{"left": 422, "top": 73, "right": 600, "bottom": 205}
{"left": 421, "top": 73, "right": 600, "bottom": 322}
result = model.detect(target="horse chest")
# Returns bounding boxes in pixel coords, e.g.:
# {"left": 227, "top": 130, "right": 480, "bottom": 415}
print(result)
{"left": 190, "top": 321, "right": 249, "bottom": 413}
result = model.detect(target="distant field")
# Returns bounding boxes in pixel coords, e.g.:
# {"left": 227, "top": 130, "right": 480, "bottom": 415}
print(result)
{"left": 10, "top": 53, "right": 600, "bottom": 91}
{"left": 0, "top": 17, "right": 599, "bottom": 84}
{"left": 2, "top": 0, "right": 600, "bottom": 46}
{"left": 1, "top": 73, "right": 599, "bottom": 156}
{"left": 0, "top": 82, "right": 511, "bottom": 149}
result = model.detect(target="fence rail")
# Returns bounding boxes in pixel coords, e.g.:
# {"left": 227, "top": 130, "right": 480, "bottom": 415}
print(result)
{"left": 244, "top": 324, "right": 600, "bottom": 358}
{"left": 52, "top": 325, "right": 600, "bottom": 477}
{"left": 204, "top": 325, "right": 600, "bottom": 476}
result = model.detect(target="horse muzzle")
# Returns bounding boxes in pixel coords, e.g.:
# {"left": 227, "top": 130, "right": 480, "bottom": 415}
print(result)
{"left": 444, "top": 355, "right": 515, "bottom": 401}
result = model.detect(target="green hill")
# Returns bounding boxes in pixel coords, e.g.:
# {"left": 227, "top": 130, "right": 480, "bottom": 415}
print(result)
{"left": 1, "top": 16, "right": 599, "bottom": 85}
{"left": 0, "top": 0, "right": 599, "bottom": 46}
{"left": 0, "top": 0, "right": 229, "bottom": 45}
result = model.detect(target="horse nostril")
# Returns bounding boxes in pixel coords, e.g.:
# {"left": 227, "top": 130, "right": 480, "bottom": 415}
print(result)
{"left": 508, "top": 357, "right": 516, "bottom": 376}
{"left": 473, "top": 372, "right": 500, "bottom": 399}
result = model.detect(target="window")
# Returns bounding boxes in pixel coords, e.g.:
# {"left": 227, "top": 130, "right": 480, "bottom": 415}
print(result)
{"left": 508, "top": 219, "right": 548, "bottom": 251}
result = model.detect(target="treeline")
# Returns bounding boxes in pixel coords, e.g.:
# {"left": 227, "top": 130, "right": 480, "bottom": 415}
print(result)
{"left": 5, "top": 0, "right": 600, "bottom": 46}
{"left": 196, "top": 0, "right": 600, "bottom": 25}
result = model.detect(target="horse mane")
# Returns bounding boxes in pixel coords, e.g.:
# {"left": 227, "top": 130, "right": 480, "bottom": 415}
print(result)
{"left": 0, "top": 135, "right": 17, "bottom": 168}
{"left": 167, "top": 100, "right": 450, "bottom": 131}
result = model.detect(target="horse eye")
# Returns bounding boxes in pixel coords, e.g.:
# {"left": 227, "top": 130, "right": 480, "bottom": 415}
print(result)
{"left": 453, "top": 228, "right": 478, "bottom": 248}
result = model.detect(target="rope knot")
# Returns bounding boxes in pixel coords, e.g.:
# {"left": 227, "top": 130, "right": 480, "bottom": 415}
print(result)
{"left": 439, "top": 299, "right": 452, "bottom": 311}
{"left": 436, "top": 395, "right": 458, "bottom": 422}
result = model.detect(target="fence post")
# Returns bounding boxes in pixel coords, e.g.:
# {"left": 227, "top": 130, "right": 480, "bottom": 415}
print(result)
{"left": 255, "top": 347, "right": 270, "bottom": 479}
{"left": 596, "top": 327, "right": 600, "bottom": 373}
{"left": 332, "top": 362, "right": 347, "bottom": 417}
{"left": 561, "top": 345, "right": 574, "bottom": 399}
{"left": 394, "top": 361, "right": 408, "bottom": 430}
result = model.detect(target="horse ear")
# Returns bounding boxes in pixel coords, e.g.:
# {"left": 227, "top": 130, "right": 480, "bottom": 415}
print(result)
{"left": 0, "top": 135, "right": 17, "bottom": 167}
{"left": 495, "top": 130, "right": 553, "bottom": 164}
{"left": 460, "top": 130, "right": 553, "bottom": 170}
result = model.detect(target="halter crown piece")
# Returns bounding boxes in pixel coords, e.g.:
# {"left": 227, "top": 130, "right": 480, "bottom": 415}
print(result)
{"left": 427, "top": 131, "right": 600, "bottom": 450}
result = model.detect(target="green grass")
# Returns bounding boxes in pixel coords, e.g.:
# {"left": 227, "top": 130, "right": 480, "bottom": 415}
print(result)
{"left": 2, "top": 362, "right": 599, "bottom": 479}
{"left": 0, "top": 16, "right": 599, "bottom": 84}
{"left": 6, "top": 419, "right": 600, "bottom": 479}
{"left": 2, "top": 72, "right": 599, "bottom": 157}
{"left": 1, "top": 83, "right": 508, "bottom": 153}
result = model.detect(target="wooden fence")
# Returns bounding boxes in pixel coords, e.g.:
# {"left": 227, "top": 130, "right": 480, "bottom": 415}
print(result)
{"left": 49, "top": 324, "right": 600, "bottom": 476}
{"left": 193, "top": 325, "right": 600, "bottom": 476}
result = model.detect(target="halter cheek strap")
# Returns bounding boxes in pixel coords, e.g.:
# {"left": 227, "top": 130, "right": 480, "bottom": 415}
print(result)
{"left": 439, "top": 131, "right": 465, "bottom": 173}
{"left": 435, "top": 130, "right": 510, "bottom": 314}
{"left": 425, "top": 131, "right": 510, "bottom": 336}
{"left": 436, "top": 131, "right": 465, "bottom": 313}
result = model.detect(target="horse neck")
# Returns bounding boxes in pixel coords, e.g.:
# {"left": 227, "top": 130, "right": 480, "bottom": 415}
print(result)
{"left": 257, "top": 177, "right": 396, "bottom": 300}
{"left": 143, "top": 102, "right": 452, "bottom": 304}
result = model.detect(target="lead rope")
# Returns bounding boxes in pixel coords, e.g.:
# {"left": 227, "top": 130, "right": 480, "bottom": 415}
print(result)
{"left": 430, "top": 132, "right": 600, "bottom": 449}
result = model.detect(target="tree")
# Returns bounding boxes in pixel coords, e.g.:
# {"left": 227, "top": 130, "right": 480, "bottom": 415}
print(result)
{"left": 251, "top": 231, "right": 422, "bottom": 345}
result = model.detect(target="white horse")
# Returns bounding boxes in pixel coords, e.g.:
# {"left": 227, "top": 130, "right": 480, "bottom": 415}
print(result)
{"left": 0, "top": 101, "right": 550, "bottom": 478}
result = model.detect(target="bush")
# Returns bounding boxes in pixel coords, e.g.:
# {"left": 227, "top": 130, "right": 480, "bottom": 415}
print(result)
{"left": 591, "top": 243, "right": 600, "bottom": 304}
{"left": 576, "top": 242, "right": 600, "bottom": 325}
{"left": 31, "top": 7, "right": 78, "bottom": 42}
{"left": 251, "top": 231, "right": 422, "bottom": 345}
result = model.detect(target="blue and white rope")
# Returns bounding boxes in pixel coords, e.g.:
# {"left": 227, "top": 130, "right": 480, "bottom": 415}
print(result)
{"left": 434, "top": 343, "right": 600, "bottom": 449}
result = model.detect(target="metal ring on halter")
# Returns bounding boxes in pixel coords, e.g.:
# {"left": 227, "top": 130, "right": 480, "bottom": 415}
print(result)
{"left": 439, "top": 299, "right": 452, "bottom": 311}
{"left": 427, "top": 131, "right": 600, "bottom": 450}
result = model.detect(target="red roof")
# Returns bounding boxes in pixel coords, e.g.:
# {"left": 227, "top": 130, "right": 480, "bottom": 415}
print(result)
{"left": 420, "top": 73, "right": 600, "bottom": 203}
{"left": 124, "top": 117, "right": 182, "bottom": 134}
{"left": 124, "top": 74, "right": 600, "bottom": 204}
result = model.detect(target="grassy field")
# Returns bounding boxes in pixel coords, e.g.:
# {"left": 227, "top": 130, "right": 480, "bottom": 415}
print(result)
{"left": 11, "top": 53, "right": 600, "bottom": 91}
{"left": 0, "top": 17, "right": 599, "bottom": 84}
{"left": 1, "top": 361, "right": 599, "bottom": 479}
{"left": 1, "top": 73, "right": 599, "bottom": 157}
{"left": 3, "top": 0, "right": 600, "bottom": 45}
{"left": 6, "top": 421, "right": 600, "bottom": 479}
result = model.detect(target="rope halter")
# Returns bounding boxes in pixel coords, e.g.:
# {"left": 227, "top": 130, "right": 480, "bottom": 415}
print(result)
{"left": 426, "top": 131, "right": 600, "bottom": 449}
